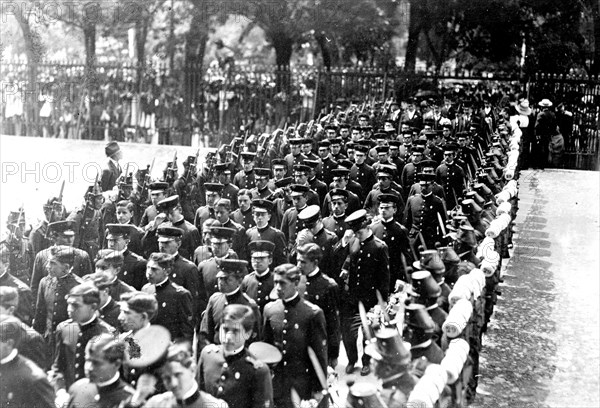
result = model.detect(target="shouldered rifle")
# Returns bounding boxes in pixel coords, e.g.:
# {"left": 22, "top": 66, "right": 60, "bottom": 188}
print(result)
{"left": 78, "top": 174, "right": 98, "bottom": 249}
{"left": 139, "top": 158, "right": 155, "bottom": 204}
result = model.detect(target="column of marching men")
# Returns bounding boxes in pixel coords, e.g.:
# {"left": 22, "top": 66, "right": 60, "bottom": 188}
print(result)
{"left": 0, "top": 95, "right": 523, "bottom": 408}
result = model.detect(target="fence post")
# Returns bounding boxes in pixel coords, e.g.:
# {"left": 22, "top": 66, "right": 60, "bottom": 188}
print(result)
{"left": 312, "top": 70, "right": 321, "bottom": 120}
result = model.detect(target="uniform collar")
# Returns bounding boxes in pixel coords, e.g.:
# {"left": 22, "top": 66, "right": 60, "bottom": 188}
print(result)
{"left": 155, "top": 278, "right": 170, "bottom": 290}
{"left": 225, "top": 287, "right": 242, "bottom": 302}
{"left": 96, "top": 372, "right": 121, "bottom": 389}
{"left": 176, "top": 382, "right": 200, "bottom": 407}
{"left": 257, "top": 225, "right": 270, "bottom": 233}
{"left": 223, "top": 346, "right": 246, "bottom": 361}
{"left": 360, "top": 233, "right": 375, "bottom": 245}
{"left": 307, "top": 268, "right": 321, "bottom": 280}
{"left": 80, "top": 315, "right": 98, "bottom": 328}
{"left": 411, "top": 339, "right": 432, "bottom": 349}
{"left": 283, "top": 292, "right": 300, "bottom": 307}
{"left": 257, "top": 269, "right": 271, "bottom": 280}
{"left": 172, "top": 217, "right": 185, "bottom": 227}
{"left": 0, "top": 349, "right": 18, "bottom": 365}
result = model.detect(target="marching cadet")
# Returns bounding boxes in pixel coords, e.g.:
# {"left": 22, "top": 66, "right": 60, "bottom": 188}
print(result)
{"left": 198, "top": 227, "right": 238, "bottom": 309}
{"left": 51, "top": 283, "right": 116, "bottom": 389}
{"left": 193, "top": 182, "right": 223, "bottom": 231}
{"left": 66, "top": 334, "right": 135, "bottom": 408}
{"left": 0, "top": 241, "right": 33, "bottom": 324}
{"left": 0, "top": 318, "right": 55, "bottom": 408}
{"left": 302, "top": 139, "right": 320, "bottom": 163}
{"left": 33, "top": 246, "right": 84, "bottom": 349}
{"left": 214, "top": 198, "right": 249, "bottom": 261}
{"left": 267, "top": 159, "right": 288, "bottom": 191}
{"left": 142, "top": 252, "right": 194, "bottom": 342}
{"left": 283, "top": 138, "right": 307, "bottom": 176}
{"left": 93, "top": 249, "right": 135, "bottom": 303}
{"left": 246, "top": 203, "right": 294, "bottom": 269}
{"left": 90, "top": 272, "right": 122, "bottom": 330}
{"left": 99, "top": 174, "right": 136, "bottom": 240}
{"left": 336, "top": 209, "right": 389, "bottom": 376}
{"left": 250, "top": 168, "right": 274, "bottom": 199}
{"left": 199, "top": 259, "right": 260, "bottom": 350}
{"left": 241, "top": 240, "right": 276, "bottom": 312}
{"left": 291, "top": 164, "right": 321, "bottom": 207}
{"left": 262, "top": 264, "right": 328, "bottom": 408}
{"left": 30, "top": 196, "right": 67, "bottom": 256}
{"left": 100, "top": 141, "right": 123, "bottom": 192}
{"left": 322, "top": 189, "right": 350, "bottom": 240}
{"left": 230, "top": 189, "right": 254, "bottom": 230}
{"left": 280, "top": 184, "right": 310, "bottom": 251}
{"left": 104, "top": 224, "right": 147, "bottom": 291}
{"left": 316, "top": 140, "right": 338, "bottom": 185}
{"left": 304, "top": 159, "right": 328, "bottom": 205}
{"left": 363, "top": 164, "right": 404, "bottom": 219}
{"left": 0, "top": 289, "right": 47, "bottom": 369}
{"left": 142, "top": 343, "right": 227, "bottom": 408}
{"left": 370, "top": 194, "right": 413, "bottom": 286}
{"left": 31, "top": 222, "right": 92, "bottom": 298}
{"left": 435, "top": 143, "right": 466, "bottom": 210}
{"left": 322, "top": 167, "right": 361, "bottom": 217}
{"left": 68, "top": 182, "right": 104, "bottom": 261}
{"left": 233, "top": 152, "right": 258, "bottom": 189}
{"left": 407, "top": 161, "right": 446, "bottom": 201}
{"left": 297, "top": 206, "right": 339, "bottom": 274}
{"left": 296, "top": 243, "right": 340, "bottom": 369}
{"left": 349, "top": 144, "right": 377, "bottom": 195}
{"left": 193, "top": 219, "right": 221, "bottom": 265}
{"left": 400, "top": 146, "right": 426, "bottom": 199}
{"left": 197, "top": 304, "right": 273, "bottom": 408}
{"left": 269, "top": 177, "right": 294, "bottom": 229}
{"left": 156, "top": 226, "right": 200, "bottom": 321}
{"left": 214, "top": 162, "right": 240, "bottom": 209}
{"left": 155, "top": 195, "right": 201, "bottom": 261}
{"left": 114, "top": 201, "right": 144, "bottom": 255}
{"left": 139, "top": 182, "right": 169, "bottom": 229}
{"left": 403, "top": 171, "right": 447, "bottom": 252}
{"left": 424, "top": 130, "right": 444, "bottom": 165}
{"left": 330, "top": 138, "right": 347, "bottom": 162}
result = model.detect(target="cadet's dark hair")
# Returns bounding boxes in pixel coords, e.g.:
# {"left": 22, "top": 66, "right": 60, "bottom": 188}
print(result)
{"left": 120, "top": 292, "right": 158, "bottom": 321}
{"left": 296, "top": 243, "right": 323, "bottom": 264}
{"left": 222, "top": 304, "right": 255, "bottom": 332}
{"left": 116, "top": 200, "right": 135, "bottom": 213}
{"left": 0, "top": 286, "right": 19, "bottom": 309}
{"left": 95, "top": 249, "right": 124, "bottom": 268}
{"left": 163, "top": 342, "right": 194, "bottom": 371}
{"left": 273, "top": 263, "right": 301, "bottom": 283}
{"left": 68, "top": 282, "right": 101, "bottom": 307}
{"left": 148, "top": 252, "right": 174, "bottom": 271}
{"left": 237, "top": 189, "right": 252, "bottom": 198}
{"left": 86, "top": 333, "right": 126, "bottom": 364}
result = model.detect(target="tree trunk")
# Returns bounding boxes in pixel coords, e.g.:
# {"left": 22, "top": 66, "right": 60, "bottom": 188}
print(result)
{"left": 405, "top": 1, "right": 425, "bottom": 73}
{"left": 271, "top": 33, "right": 293, "bottom": 95}
{"left": 83, "top": 23, "right": 96, "bottom": 140}
{"left": 315, "top": 31, "right": 332, "bottom": 70}
{"left": 16, "top": 17, "right": 40, "bottom": 135}
{"left": 135, "top": 15, "right": 150, "bottom": 93}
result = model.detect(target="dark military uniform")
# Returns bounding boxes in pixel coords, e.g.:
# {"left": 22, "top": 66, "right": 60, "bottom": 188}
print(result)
{"left": 53, "top": 317, "right": 116, "bottom": 388}
{"left": 435, "top": 161, "right": 466, "bottom": 209}
{"left": 246, "top": 226, "right": 288, "bottom": 268}
{"left": 310, "top": 226, "right": 339, "bottom": 275}
{"left": 221, "top": 218, "right": 249, "bottom": 262}
{"left": 0, "top": 352, "right": 55, "bottom": 408}
{"left": 107, "top": 278, "right": 135, "bottom": 307}
{"left": 99, "top": 297, "right": 122, "bottom": 330}
{"left": 170, "top": 254, "right": 201, "bottom": 323}
{"left": 400, "top": 162, "right": 423, "bottom": 199}
{"left": 0, "top": 272, "right": 33, "bottom": 324}
{"left": 120, "top": 250, "right": 147, "bottom": 291}
{"left": 408, "top": 181, "right": 446, "bottom": 201}
{"left": 198, "top": 345, "right": 273, "bottom": 408}
{"left": 193, "top": 205, "right": 217, "bottom": 232}
{"left": 304, "top": 270, "right": 340, "bottom": 363}
{"left": 283, "top": 153, "right": 307, "bottom": 177}
{"left": 165, "top": 218, "right": 202, "bottom": 261}
{"left": 309, "top": 177, "right": 328, "bottom": 205}
{"left": 231, "top": 207, "right": 254, "bottom": 230}
{"left": 370, "top": 218, "right": 413, "bottom": 285}
{"left": 349, "top": 162, "right": 376, "bottom": 195}
{"left": 280, "top": 206, "right": 306, "bottom": 248}
{"left": 262, "top": 295, "right": 328, "bottom": 406}
{"left": 173, "top": 176, "right": 197, "bottom": 223}
{"left": 138, "top": 204, "right": 159, "bottom": 229}
{"left": 67, "top": 376, "right": 134, "bottom": 408}
{"left": 33, "top": 273, "right": 83, "bottom": 342}
{"left": 29, "top": 220, "right": 53, "bottom": 256}
{"left": 233, "top": 170, "right": 257, "bottom": 190}
{"left": 242, "top": 269, "right": 275, "bottom": 313}
{"left": 363, "top": 187, "right": 405, "bottom": 219}
{"left": 322, "top": 214, "right": 349, "bottom": 240}
{"left": 67, "top": 206, "right": 103, "bottom": 261}
{"left": 142, "top": 279, "right": 194, "bottom": 342}
{"left": 221, "top": 183, "right": 240, "bottom": 210}
{"left": 321, "top": 189, "right": 360, "bottom": 218}
{"left": 199, "top": 254, "right": 239, "bottom": 310}
{"left": 31, "top": 247, "right": 92, "bottom": 298}
{"left": 403, "top": 193, "right": 447, "bottom": 250}
{"left": 250, "top": 185, "right": 274, "bottom": 200}
{"left": 320, "top": 156, "right": 338, "bottom": 186}
{"left": 199, "top": 289, "right": 261, "bottom": 346}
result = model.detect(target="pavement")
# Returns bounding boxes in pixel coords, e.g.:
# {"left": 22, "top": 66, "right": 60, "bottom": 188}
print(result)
{"left": 475, "top": 169, "right": 600, "bottom": 407}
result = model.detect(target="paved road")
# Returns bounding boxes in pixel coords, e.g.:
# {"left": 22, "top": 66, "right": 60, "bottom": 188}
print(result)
{"left": 475, "top": 169, "right": 600, "bottom": 407}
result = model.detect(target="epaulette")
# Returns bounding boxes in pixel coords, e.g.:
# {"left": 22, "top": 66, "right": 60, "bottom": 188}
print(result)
{"left": 245, "top": 355, "right": 265, "bottom": 369}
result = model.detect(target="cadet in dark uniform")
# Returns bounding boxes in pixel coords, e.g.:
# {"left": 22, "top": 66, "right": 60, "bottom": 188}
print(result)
{"left": 246, "top": 199, "right": 289, "bottom": 268}
{"left": 199, "top": 259, "right": 260, "bottom": 349}
{"left": 156, "top": 226, "right": 200, "bottom": 324}
{"left": 104, "top": 224, "right": 147, "bottom": 291}
{"left": 400, "top": 146, "right": 426, "bottom": 199}
{"left": 350, "top": 144, "right": 377, "bottom": 195}
{"left": 0, "top": 318, "right": 55, "bottom": 408}
{"left": 142, "top": 253, "right": 194, "bottom": 342}
{"left": 33, "top": 246, "right": 84, "bottom": 350}
{"left": 193, "top": 183, "right": 223, "bottom": 231}
{"left": 198, "top": 227, "right": 238, "bottom": 311}
{"left": 250, "top": 168, "right": 274, "bottom": 199}
{"left": 29, "top": 196, "right": 67, "bottom": 257}
{"left": 93, "top": 249, "right": 135, "bottom": 305}
{"left": 283, "top": 138, "right": 307, "bottom": 177}
{"left": 231, "top": 189, "right": 254, "bottom": 230}
{"left": 242, "top": 240, "right": 276, "bottom": 312}
{"left": 336, "top": 209, "right": 390, "bottom": 376}
{"left": 66, "top": 333, "right": 134, "bottom": 408}
{"left": 52, "top": 283, "right": 116, "bottom": 389}
{"left": 322, "top": 168, "right": 361, "bottom": 217}
{"left": 304, "top": 159, "right": 328, "bottom": 205}
{"left": 262, "top": 264, "right": 328, "bottom": 408}
{"left": 370, "top": 194, "right": 413, "bottom": 286}
{"left": 151, "top": 195, "right": 200, "bottom": 261}
{"left": 0, "top": 241, "right": 33, "bottom": 324}
{"left": 363, "top": 164, "right": 404, "bottom": 219}
{"left": 91, "top": 272, "right": 122, "bottom": 330}
{"left": 403, "top": 172, "right": 447, "bottom": 252}
{"left": 214, "top": 162, "right": 240, "bottom": 209}
{"left": 316, "top": 140, "right": 338, "bottom": 185}
{"left": 296, "top": 243, "right": 340, "bottom": 368}
{"left": 31, "top": 220, "right": 92, "bottom": 299}
{"left": 407, "top": 161, "right": 446, "bottom": 200}
{"left": 67, "top": 183, "right": 104, "bottom": 261}
{"left": 197, "top": 304, "right": 273, "bottom": 408}
{"left": 281, "top": 184, "right": 310, "bottom": 250}
{"left": 322, "top": 189, "right": 350, "bottom": 240}
{"left": 435, "top": 144, "right": 466, "bottom": 210}
{"left": 214, "top": 198, "right": 249, "bottom": 261}
{"left": 297, "top": 206, "right": 339, "bottom": 274}
{"left": 233, "top": 152, "right": 258, "bottom": 190}
{"left": 291, "top": 164, "right": 321, "bottom": 207}
{"left": 139, "top": 182, "right": 168, "bottom": 229}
